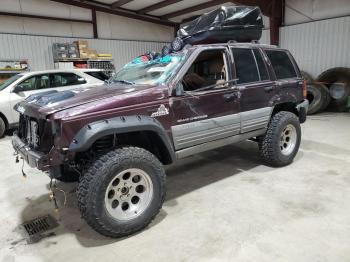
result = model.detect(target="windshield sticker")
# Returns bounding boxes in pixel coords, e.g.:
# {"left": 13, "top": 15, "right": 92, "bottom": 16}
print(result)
{"left": 151, "top": 104, "right": 169, "bottom": 117}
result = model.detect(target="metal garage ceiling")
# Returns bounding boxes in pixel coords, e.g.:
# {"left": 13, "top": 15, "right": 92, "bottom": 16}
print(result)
{"left": 50, "top": 0, "right": 282, "bottom": 44}
{"left": 51, "top": 0, "right": 271, "bottom": 25}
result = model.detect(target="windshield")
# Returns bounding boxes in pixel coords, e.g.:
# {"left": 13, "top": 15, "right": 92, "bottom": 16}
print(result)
{"left": 0, "top": 74, "right": 23, "bottom": 91}
{"left": 112, "top": 53, "right": 185, "bottom": 85}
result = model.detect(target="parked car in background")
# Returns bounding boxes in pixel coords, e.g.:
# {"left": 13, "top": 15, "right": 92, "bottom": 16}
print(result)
{"left": 0, "top": 69, "right": 104, "bottom": 137}
{"left": 79, "top": 69, "right": 110, "bottom": 82}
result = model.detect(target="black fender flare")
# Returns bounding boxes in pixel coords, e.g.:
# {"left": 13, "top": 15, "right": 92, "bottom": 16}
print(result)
{"left": 69, "top": 115, "right": 175, "bottom": 163}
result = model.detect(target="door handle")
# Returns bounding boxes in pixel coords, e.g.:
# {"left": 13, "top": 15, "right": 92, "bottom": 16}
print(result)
{"left": 264, "top": 86, "right": 274, "bottom": 92}
{"left": 223, "top": 92, "right": 239, "bottom": 102}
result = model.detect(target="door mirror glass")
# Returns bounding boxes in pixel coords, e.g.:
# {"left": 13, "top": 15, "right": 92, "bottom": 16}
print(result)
{"left": 13, "top": 85, "right": 25, "bottom": 93}
{"left": 175, "top": 82, "right": 185, "bottom": 96}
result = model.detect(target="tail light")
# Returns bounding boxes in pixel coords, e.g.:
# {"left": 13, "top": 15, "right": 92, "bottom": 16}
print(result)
{"left": 302, "top": 80, "right": 307, "bottom": 99}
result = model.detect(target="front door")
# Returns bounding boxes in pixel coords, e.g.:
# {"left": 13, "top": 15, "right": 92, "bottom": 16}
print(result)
{"left": 170, "top": 48, "right": 241, "bottom": 150}
{"left": 230, "top": 47, "right": 275, "bottom": 133}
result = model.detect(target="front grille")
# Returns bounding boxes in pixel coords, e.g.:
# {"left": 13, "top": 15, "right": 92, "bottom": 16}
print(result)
{"left": 18, "top": 114, "right": 54, "bottom": 152}
{"left": 26, "top": 119, "right": 39, "bottom": 148}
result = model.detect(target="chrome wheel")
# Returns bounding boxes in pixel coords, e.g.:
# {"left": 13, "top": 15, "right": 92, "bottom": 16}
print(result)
{"left": 280, "top": 124, "right": 297, "bottom": 156}
{"left": 105, "top": 168, "right": 153, "bottom": 221}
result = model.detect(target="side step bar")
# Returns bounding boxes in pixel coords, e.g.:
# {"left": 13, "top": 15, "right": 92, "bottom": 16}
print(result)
{"left": 175, "top": 128, "right": 266, "bottom": 159}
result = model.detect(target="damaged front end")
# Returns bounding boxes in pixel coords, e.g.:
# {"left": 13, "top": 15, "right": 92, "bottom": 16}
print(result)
{"left": 12, "top": 92, "right": 73, "bottom": 172}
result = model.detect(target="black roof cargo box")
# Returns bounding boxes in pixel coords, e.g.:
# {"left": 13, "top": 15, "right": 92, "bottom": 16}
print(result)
{"left": 177, "top": 6, "right": 264, "bottom": 45}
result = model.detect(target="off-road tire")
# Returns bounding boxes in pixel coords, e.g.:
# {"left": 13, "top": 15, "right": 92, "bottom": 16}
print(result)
{"left": 259, "top": 111, "right": 301, "bottom": 167}
{"left": 0, "top": 117, "right": 5, "bottom": 138}
{"left": 301, "top": 71, "right": 313, "bottom": 83}
{"left": 306, "top": 84, "right": 323, "bottom": 114}
{"left": 317, "top": 67, "right": 350, "bottom": 112}
{"left": 77, "top": 146, "right": 166, "bottom": 238}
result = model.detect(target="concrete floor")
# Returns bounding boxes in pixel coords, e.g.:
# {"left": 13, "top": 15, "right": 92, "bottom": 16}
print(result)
{"left": 0, "top": 113, "right": 350, "bottom": 262}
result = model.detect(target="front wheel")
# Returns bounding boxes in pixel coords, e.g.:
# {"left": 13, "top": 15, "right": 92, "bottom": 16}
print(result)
{"left": 77, "top": 147, "right": 166, "bottom": 238}
{"left": 259, "top": 111, "right": 301, "bottom": 167}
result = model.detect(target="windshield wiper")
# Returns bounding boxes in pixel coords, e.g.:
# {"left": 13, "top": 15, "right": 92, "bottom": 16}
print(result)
{"left": 111, "top": 79, "right": 135, "bottom": 85}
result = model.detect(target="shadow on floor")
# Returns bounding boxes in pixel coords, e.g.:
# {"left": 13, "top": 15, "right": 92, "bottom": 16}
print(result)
{"left": 16, "top": 140, "right": 273, "bottom": 247}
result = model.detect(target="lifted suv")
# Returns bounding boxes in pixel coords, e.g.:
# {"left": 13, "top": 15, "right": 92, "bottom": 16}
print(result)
{"left": 12, "top": 42, "right": 308, "bottom": 237}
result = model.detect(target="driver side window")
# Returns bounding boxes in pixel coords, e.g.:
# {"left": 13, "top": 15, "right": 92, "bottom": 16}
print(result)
{"left": 182, "top": 49, "right": 227, "bottom": 92}
{"left": 16, "top": 74, "right": 49, "bottom": 92}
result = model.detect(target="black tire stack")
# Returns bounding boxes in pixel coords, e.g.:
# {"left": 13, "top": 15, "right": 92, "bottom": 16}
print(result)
{"left": 316, "top": 67, "right": 350, "bottom": 112}
{"left": 302, "top": 67, "right": 350, "bottom": 114}
{"left": 302, "top": 71, "right": 330, "bottom": 115}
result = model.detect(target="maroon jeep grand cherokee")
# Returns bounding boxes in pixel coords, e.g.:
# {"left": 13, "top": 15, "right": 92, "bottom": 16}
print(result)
{"left": 12, "top": 42, "right": 308, "bottom": 237}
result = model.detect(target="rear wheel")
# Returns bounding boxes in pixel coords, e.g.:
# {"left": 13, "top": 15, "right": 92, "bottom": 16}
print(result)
{"left": 0, "top": 117, "right": 5, "bottom": 138}
{"left": 259, "top": 111, "right": 301, "bottom": 167}
{"left": 77, "top": 147, "right": 165, "bottom": 238}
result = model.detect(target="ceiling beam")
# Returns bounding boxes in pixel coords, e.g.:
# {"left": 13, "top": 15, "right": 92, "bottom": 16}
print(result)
{"left": 0, "top": 11, "right": 92, "bottom": 23}
{"left": 50, "top": 0, "right": 177, "bottom": 27}
{"left": 111, "top": 0, "right": 134, "bottom": 9}
{"left": 138, "top": 0, "right": 184, "bottom": 15}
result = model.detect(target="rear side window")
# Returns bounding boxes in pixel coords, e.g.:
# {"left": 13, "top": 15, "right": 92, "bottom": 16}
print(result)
{"left": 231, "top": 48, "right": 260, "bottom": 84}
{"left": 265, "top": 50, "right": 297, "bottom": 79}
{"left": 50, "top": 73, "right": 86, "bottom": 87}
{"left": 253, "top": 49, "right": 269, "bottom": 81}
{"left": 85, "top": 71, "right": 109, "bottom": 81}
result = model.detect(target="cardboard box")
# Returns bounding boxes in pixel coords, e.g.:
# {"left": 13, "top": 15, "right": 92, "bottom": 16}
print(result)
{"left": 88, "top": 50, "right": 98, "bottom": 59}
{"left": 75, "top": 40, "right": 89, "bottom": 49}
{"left": 79, "top": 47, "right": 89, "bottom": 59}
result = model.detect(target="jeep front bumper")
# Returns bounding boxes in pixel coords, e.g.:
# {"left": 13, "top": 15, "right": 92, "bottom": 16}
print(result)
{"left": 296, "top": 99, "right": 309, "bottom": 123}
{"left": 12, "top": 133, "right": 49, "bottom": 171}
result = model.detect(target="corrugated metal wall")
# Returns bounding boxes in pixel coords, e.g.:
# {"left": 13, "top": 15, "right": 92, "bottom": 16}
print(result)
{"left": 280, "top": 16, "right": 350, "bottom": 78}
{"left": 0, "top": 30, "right": 270, "bottom": 72}
{"left": 260, "top": 29, "right": 270, "bottom": 45}
{"left": 0, "top": 33, "right": 167, "bottom": 71}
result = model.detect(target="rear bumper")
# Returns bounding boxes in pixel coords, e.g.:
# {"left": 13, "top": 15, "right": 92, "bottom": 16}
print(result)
{"left": 12, "top": 133, "right": 49, "bottom": 170}
{"left": 296, "top": 99, "right": 309, "bottom": 123}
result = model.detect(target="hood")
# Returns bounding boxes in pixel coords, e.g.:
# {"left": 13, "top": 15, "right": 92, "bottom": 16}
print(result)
{"left": 15, "top": 83, "right": 153, "bottom": 119}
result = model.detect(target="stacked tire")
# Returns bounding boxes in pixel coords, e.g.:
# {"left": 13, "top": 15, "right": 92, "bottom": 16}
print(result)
{"left": 301, "top": 71, "right": 331, "bottom": 115}
{"left": 316, "top": 67, "right": 350, "bottom": 112}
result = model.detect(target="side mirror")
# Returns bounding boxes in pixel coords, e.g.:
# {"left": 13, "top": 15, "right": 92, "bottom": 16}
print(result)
{"left": 13, "top": 85, "right": 25, "bottom": 93}
{"left": 175, "top": 82, "right": 185, "bottom": 96}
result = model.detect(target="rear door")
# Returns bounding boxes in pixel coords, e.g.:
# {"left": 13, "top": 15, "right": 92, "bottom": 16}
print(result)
{"left": 264, "top": 49, "right": 303, "bottom": 101}
{"left": 230, "top": 47, "right": 275, "bottom": 133}
{"left": 170, "top": 48, "right": 241, "bottom": 150}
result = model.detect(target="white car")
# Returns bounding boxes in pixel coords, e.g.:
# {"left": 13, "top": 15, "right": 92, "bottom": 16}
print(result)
{"left": 0, "top": 69, "right": 106, "bottom": 137}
